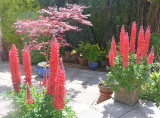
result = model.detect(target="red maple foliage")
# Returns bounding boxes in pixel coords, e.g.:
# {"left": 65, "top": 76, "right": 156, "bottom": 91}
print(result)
{"left": 14, "top": 4, "right": 92, "bottom": 63}
{"left": 111, "top": 36, "right": 116, "bottom": 57}
{"left": 123, "top": 33, "right": 129, "bottom": 68}
{"left": 147, "top": 47, "right": 154, "bottom": 64}
{"left": 130, "top": 21, "right": 137, "bottom": 54}
{"left": 53, "top": 60, "right": 66, "bottom": 110}
{"left": 23, "top": 42, "right": 33, "bottom": 86}
{"left": 46, "top": 36, "right": 59, "bottom": 95}
{"left": 9, "top": 44, "right": 21, "bottom": 92}
{"left": 26, "top": 84, "right": 34, "bottom": 104}
{"left": 120, "top": 25, "right": 125, "bottom": 55}
{"left": 136, "top": 26, "right": 144, "bottom": 64}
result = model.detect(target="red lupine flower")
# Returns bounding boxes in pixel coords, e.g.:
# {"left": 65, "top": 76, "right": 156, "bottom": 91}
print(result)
{"left": 120, "top": 25, "right": 125, "bottom": 55}
{"left": 23, "top": 42, "right": 33, "bottom": 86}
{"left": 144, "top": 26, "right": 151, "bottom": 57}
{"left": 46, "top": 36, "right": 59, "bottom": 95}
{"left": 130, "top": 21, "right": 137, "bottom": 54}
{"left": 111, "top": 36, "right": 116, "bottom": 57}
{"left": 53, "top": 60, "right": 66, "bottom": 110}
{"left": 9, "top": 44, "right": 21, "bottom": 92}
{"left": 26, "top": 83, "right": 34, "bottom": 104}
{"left": 109, "top": 47, "right": 114, "bottom": 67}
{"left": 147, "top": 47, "right": 154, "bottom": 64}
{"left": 136, "top": 26, "right": 144, "bottom": 64}
{"left": 42, "top": 67, "right": 48, "bottom": 87}
{"left": 123, "top": 33, "right": 129, "bottom": 68}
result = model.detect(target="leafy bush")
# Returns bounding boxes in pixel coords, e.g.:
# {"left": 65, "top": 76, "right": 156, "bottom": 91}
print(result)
{"left": 150, "top": 32, "right": 160, "bottom": 62}
{"left": 140, "top": 69, "right": 160, "bottom": 106}
{"left": 84, "top": 43, "right": 102, "bottom": 62}
{"left": 0, "top": 0, "right": 40, "bottom": 50}
{"left": 5, "top": 85, "right": 76, "bottom": 118}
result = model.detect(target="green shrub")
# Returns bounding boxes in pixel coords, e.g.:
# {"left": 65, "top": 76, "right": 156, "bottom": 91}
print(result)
{"left": 140, "top": 68, "right": 160, "bottom": 106}
{"left": 150, "top": 32, "right": 160, "bottom": 62}
{"left": 0, "top": 0, "right": 40, "bottom": 50}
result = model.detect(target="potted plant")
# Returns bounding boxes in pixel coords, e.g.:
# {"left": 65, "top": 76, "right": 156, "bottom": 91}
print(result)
{"left": 99, "top": 41, "right": 111, "bottom": 68}
{"left": 107, "top": 22, "right": 154, "bottom": 106}
{"left": 76, "top": 41, "right": 89, "bottom": 66}
{"left": 14, "top": 4, "right": 92, "bottom": 77}
{"left": 97, "top": 78, "right": 113, "bottom": 104}
{"left": 84, "top": 43, "right": 102, "bottom": 70}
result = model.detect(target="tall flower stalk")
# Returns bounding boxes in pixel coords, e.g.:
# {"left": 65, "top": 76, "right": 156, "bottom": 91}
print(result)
{"left": 53, "top": 60, "right": 66, "bottom": 110}
{"left": 26, "top": 83, "right": 34, "bottom": 104}
{"left": 109, "top": 47, "right": 114, "bottom": 67}
{"left": 9, "top": 44, "right": 21, "bottom": 92}
{"left": 130, "top": 21, "right": 137, "bottom": 54}
{"left": 120, "top": 25, "right": 125, "bottom": 55}
{"left": 144, "top": 26, "right": 151, "bottom": 57}
{"left": 123, "top": 33, "right": 129, "bottom": 68}
{"left": 23, "top": 42, "right": 33, "bottom": 86}
{"left": 136, "top": 26, "right": 144, "bottom": 64}
{"left": 111, "top": 36, "right": 116, "bottom": 57}
{"left": 147, "top": 47, "right": 154, "bottom": 64}
{"left": 42, "top": 67, "right": 48, "bottom": 87}
{"left": 47, "top": 36, "right": 59, "bottom": 95}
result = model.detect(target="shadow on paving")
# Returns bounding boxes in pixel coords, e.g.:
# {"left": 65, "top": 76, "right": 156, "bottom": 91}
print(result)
{"left": 0, "top": 85, "right": 12, "bottom": 93}
{"left": 102, "top": 100, "right": 155, "bottom": 118}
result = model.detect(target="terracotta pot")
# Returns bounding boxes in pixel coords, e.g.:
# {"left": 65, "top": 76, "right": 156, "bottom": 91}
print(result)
{"left": 114, "top": 88, "right": 139, "bottom": 106}
{"left": 65, "top": 51, "right": 71, "bottom": 56}
{"left": 63, "top": 51, "right": 71, "bottom": 62}
{"left": 71, "top": 53, "right": 79, "bottom": 64}
{"left": 100, "top": 59, "right": 109, "bottom": 68}
{"left": 97, "top": 83, "right": 113, "bottom": 104}
{"left": 77, "top": 57, "right": 88, "bottom": 66}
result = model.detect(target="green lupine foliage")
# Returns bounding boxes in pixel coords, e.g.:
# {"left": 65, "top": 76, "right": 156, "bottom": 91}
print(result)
{"left": 106, "top": 55, "right": 151, "bottom": 92}
{"left": 5, "top": 85, "right": 76, "bottom": 118}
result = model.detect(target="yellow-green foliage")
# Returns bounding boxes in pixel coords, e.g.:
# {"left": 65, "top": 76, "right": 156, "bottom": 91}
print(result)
{"left": 0, "top": 0, "right": 40, "bottom": 50}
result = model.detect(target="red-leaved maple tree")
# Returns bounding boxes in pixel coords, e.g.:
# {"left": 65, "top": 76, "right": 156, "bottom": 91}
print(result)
{"left": 14, "top": 4, "right": 92, "bottom": 63}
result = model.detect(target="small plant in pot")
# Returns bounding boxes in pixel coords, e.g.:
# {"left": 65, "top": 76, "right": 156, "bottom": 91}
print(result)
{"left": 99, "top": 41, "right": 111, "bottom": 68}
{"left": 107, "top": 22, "right": 154, "bottom": 106}
{"left": 84, "top": 43, "right": 102, "bottom": 70}
{"left": 97, "top": 78, "right": 113, "bottom": 104}
{"left": 76, "top": 41, "right": 89, "bottom": 66}
{"left": 14, "top": 4, "right": 92, "bottom": 77}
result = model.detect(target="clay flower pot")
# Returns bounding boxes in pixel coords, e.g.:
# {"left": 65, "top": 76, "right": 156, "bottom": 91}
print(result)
{"left": 114, "top": 88, "right": 139, "bottom": 106}
{"left": 77, "top": 56, "right": 88, "bottom": 66}
{"left": 97, "top": 83, "right": 113, "bottom": 104}
{"left": 100, "top": 59, "right": 109, "bottom": 68}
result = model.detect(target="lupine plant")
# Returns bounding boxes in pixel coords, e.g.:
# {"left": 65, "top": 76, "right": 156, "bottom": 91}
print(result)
{"left": 107, "top": 22, "right": 154, "bottom": 92}
{"left": 14, "top": 4, "right": 92, "bottom": 63}
{"left": 7, "top": 38, "right": 75, "bottom": 117}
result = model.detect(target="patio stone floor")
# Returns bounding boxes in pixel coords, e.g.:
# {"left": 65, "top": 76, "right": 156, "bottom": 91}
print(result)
{"left": 0, "top": 61, "right": 160, "bottom": 118}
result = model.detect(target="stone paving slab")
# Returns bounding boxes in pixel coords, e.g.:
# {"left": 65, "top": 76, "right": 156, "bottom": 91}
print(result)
{"left": 91, "top": 99, "right": 160, "bottom": 118}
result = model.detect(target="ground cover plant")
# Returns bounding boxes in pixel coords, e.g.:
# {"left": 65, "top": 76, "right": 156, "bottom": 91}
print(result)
{"left": 6, "top": 36, "right": 76, "bottom": 118}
